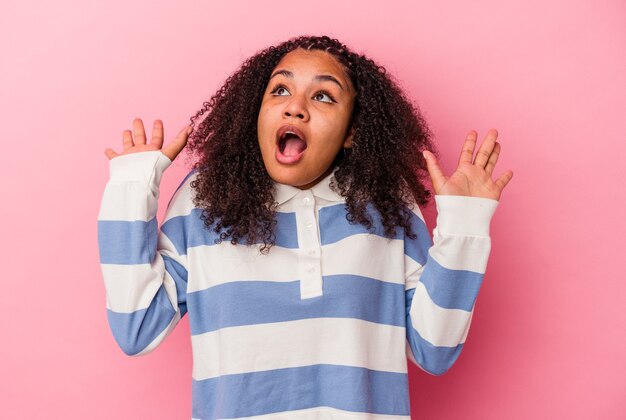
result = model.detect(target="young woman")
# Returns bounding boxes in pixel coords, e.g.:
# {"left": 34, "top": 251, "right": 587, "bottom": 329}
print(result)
{"left": 99, "top": 34, "right": 512, "bottom": 419}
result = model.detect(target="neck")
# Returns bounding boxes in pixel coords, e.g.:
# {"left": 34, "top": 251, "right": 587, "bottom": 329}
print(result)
{"left": 296, "top": 164, "right": 335, "bottom": 190}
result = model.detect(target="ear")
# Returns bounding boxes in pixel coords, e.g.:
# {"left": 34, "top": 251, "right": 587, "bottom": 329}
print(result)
{"left": 343, "top": 125, "right": 355, "bottom": 148}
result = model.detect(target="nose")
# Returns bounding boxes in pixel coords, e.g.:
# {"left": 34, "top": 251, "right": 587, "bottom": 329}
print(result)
{"left": 283, "top": 94, "right": 309, "bottom": 121}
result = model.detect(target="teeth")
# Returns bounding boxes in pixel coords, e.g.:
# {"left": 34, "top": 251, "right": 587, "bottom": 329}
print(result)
{"left": 282, "top": 130, "right": 299, "bottom": 138}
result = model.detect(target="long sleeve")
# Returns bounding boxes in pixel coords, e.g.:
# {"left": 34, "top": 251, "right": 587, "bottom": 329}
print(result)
{"left": 404, "top": 194, "right": 499, "bottom": 375}
{"left": 97, "top": 150, "right": 189, "bottom": 356}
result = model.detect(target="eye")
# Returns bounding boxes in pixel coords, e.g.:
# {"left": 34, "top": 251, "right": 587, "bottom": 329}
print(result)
{"left": 270, "top": 84, "right": 290, "bottom": 96}
{"left": 313, "top": 90, "right": 336, "bottom": 103}
{"left": 269, "top": 84, "right": 336, "bottom": 103}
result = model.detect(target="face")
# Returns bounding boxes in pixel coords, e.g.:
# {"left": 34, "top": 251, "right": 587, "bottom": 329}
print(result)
{"left": 257, "top": 48, "right": 356, "bottom": 190}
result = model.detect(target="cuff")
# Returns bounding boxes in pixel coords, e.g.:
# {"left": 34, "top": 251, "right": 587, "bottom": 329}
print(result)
{"left": 434, "top": 195, "right": 499, "bottom": 237}
{"left": 108, "top": 151, "right": 172, "bottom": 190}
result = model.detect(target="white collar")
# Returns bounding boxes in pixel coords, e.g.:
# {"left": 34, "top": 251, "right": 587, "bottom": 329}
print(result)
{"left": 273, "top": 167, "right": 344, "bottom": 205}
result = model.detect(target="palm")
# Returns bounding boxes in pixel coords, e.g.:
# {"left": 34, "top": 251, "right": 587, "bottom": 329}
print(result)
{"left": 423, "top": 129, "right": 513, "bottom": 201}
{"left": 104, "top": 118, "right": 192, "bottom": 161}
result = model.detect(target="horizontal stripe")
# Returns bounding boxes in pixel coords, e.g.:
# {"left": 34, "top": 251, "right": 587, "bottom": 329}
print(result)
{"left": 323, "top": 234, "right": 406, "bottom": 283}
{"left": 160, "top": 209, "right": 214, "bottom": 256}
{"left": 97, "top": 182, "right": 157, "bottom": 222}
{"left": 433, "top": 194, "right": 498, "bottom": 237}
{"left": 406, "top": 282, "right": 472, "bottom": 347}
{"left": 186, "top": 243, "right": 298, "bottom": 293}
{"left": 100, "top": 253, "right": 185, "bottom": 314}
{"left": 320, "top": 203, "right": 433, "bottom": 269}
{"left": 161, "top": 209, "right": 299, "bottom": 256}
{"left": 405, "top": 314, "right": 465, "bottom": 376}
{"left": 106, "top": 284, "right": 176, "bottom": 355}
{"left": 101, "top": 263, "right": 164, "bottom": 313}
{"left": 97, "top": 218, "right": 157, "bottom": 265}
{"left": 429, "top": 232, "right": 492, "bottom": 273}
{"left": 107, "top": 149, "right": 171, "bottom": 185}
{"left": 192, "top": 364, "right": 410, "bottom": 419}
{"left": 186, "top": 234, "right": 407, "bottom": 295}
{"left": 319, "top": 203, "right": 402, "bottom": 245}
{"left": 191, "top": 317, "right": 408, "bottom": 381}
{"left": 187, "top": 274, "right": 405, "bottom": 336}
{"left": 192, "top": 406, "right": 410, "bottom": 420}
{"left": 419, "top": 256, "right": 484, "bottom": 311}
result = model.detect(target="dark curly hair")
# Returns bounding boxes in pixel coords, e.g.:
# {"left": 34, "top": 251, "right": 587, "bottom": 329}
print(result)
{"left": 184, "top": 34, "right": 439, "bottom": 253}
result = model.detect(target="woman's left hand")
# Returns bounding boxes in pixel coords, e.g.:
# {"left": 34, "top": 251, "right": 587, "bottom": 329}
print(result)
{"left": 422, "top": 129, "right": 513, "bottom": 201}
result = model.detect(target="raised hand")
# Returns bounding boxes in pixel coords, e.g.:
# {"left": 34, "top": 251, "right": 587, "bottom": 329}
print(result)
{"left": 422, "top": 129, "right": 513, "bottom": 201}
{"left": 104, "top": 118, "right": 192, "bottom": 162}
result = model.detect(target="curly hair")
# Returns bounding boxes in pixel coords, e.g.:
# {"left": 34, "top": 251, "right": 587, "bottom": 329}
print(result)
{"left": 185, "top": 34, "right": 439, "bottom": 253}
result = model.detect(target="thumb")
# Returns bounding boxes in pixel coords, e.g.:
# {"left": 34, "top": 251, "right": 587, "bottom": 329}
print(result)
{"left": 162, "top": 125, "right": 192, "bottom": 161}
{"left": 422, "top": 150, "right": 446, "bottom": 193}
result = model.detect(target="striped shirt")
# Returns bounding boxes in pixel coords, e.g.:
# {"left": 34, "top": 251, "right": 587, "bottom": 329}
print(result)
{"left": 97, "top": 150, "right": 499, "bottom": 420}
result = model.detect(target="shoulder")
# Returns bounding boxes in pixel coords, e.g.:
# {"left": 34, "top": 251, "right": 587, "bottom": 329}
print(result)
{"left": 165, "top": 169, "right": 200, "bottom": 218}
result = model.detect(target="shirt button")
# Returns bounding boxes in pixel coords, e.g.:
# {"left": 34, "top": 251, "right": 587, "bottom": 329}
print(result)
{"left": 302, "top": 197, "right": 311, "bottom": 204}
{"left": 305, "top": 222, "right": 313, "bottom": 229}
{"left": 307, "top": 267, "right": 315, "bottom": 273}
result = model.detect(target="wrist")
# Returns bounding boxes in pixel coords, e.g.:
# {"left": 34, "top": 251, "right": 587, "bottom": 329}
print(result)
{"left": 434, "top": 195, "right": 499, "bottom": 236}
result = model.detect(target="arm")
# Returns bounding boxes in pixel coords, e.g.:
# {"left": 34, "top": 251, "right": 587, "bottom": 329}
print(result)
{"left": 97, "top": 118, "right": 192, "bottom": 355}
{"left": 405, "top": 194, "right": 498, "bottom": 375}
{"left": 97, "top": 150, "right": 189, "bottom": 356}
{"left": 406, "top": 128, "right": 512, "bottom": 374}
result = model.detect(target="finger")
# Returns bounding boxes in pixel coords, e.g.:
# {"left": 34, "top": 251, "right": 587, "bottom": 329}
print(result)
{"left": 151, "top": 119, "right": 164, "bottom": 148}
{"left": 122, "top": 129, "right": 134, "bottom": 150}
{"left": 484, "top": 142, "right": 501, "bottom": 176}
{"left": 458, "top": 130, "right": 478, "bottom": 164}
{"left": 133, "top": 118, "right": 147, "bottom": 145}
{"left": 162, "top": 125, "right": 192, "bottom": 161}
{"left": 473, "top": 128, "right": 498, "bottom": 168}
{"left": 494, "top": 170, "right": 513, "bottom": 191}
{"left": 422, "top": 149, "right": 447, "bottom": 192}
{"left": 104, "top": 148, "right": 118, "bottom": 160}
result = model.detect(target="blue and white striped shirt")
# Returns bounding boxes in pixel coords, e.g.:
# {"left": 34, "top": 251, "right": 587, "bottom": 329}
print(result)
{"left": 97, "top": 150, "right": 499, "bottom": 419}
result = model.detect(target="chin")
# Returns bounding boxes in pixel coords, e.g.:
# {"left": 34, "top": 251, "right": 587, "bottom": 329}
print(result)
{"left": 266, "top": 169, "right": 310, "bottom": 187}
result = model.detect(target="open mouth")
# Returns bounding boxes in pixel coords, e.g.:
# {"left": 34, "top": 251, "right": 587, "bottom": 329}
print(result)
{"left": 278, "top": 132, "right": 307, "bottom": 156}
{"left": 276, "top": 127, "right": 307, "bottom": 164}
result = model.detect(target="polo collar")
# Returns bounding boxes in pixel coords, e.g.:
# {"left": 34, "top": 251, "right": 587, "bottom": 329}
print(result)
{"left": 273, "top": 167, "right": 345, "bottom": 205}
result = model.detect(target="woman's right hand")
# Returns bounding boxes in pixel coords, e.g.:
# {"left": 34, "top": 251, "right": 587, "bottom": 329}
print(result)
{"left": 104, "top": 118, "right": 192, "bottom": 162}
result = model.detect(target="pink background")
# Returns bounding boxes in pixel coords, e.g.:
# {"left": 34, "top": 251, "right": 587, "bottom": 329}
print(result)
{"left": 1, "top": 0, "right": 624, "bottom": 418}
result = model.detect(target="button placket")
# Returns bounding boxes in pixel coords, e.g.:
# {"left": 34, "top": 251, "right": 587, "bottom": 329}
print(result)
{"left": 295, "top": 191, "right": 323, "bottom": 299}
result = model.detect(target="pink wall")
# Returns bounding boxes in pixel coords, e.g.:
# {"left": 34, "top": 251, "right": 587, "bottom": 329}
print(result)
{"left": 1, "top": 0, "right": 624, "bottom": 418}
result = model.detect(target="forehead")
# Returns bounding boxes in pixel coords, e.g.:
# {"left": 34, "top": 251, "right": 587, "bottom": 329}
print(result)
{"left": 277, "top": 48, "right": 343, "bottom": 69}
{"left": 273, "top": 49, "right": 352, "bottom": 89}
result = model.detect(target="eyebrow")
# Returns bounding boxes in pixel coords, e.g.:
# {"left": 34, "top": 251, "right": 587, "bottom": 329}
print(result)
{"left": 269, "top": 69, "right": 345, "bottom": 91}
